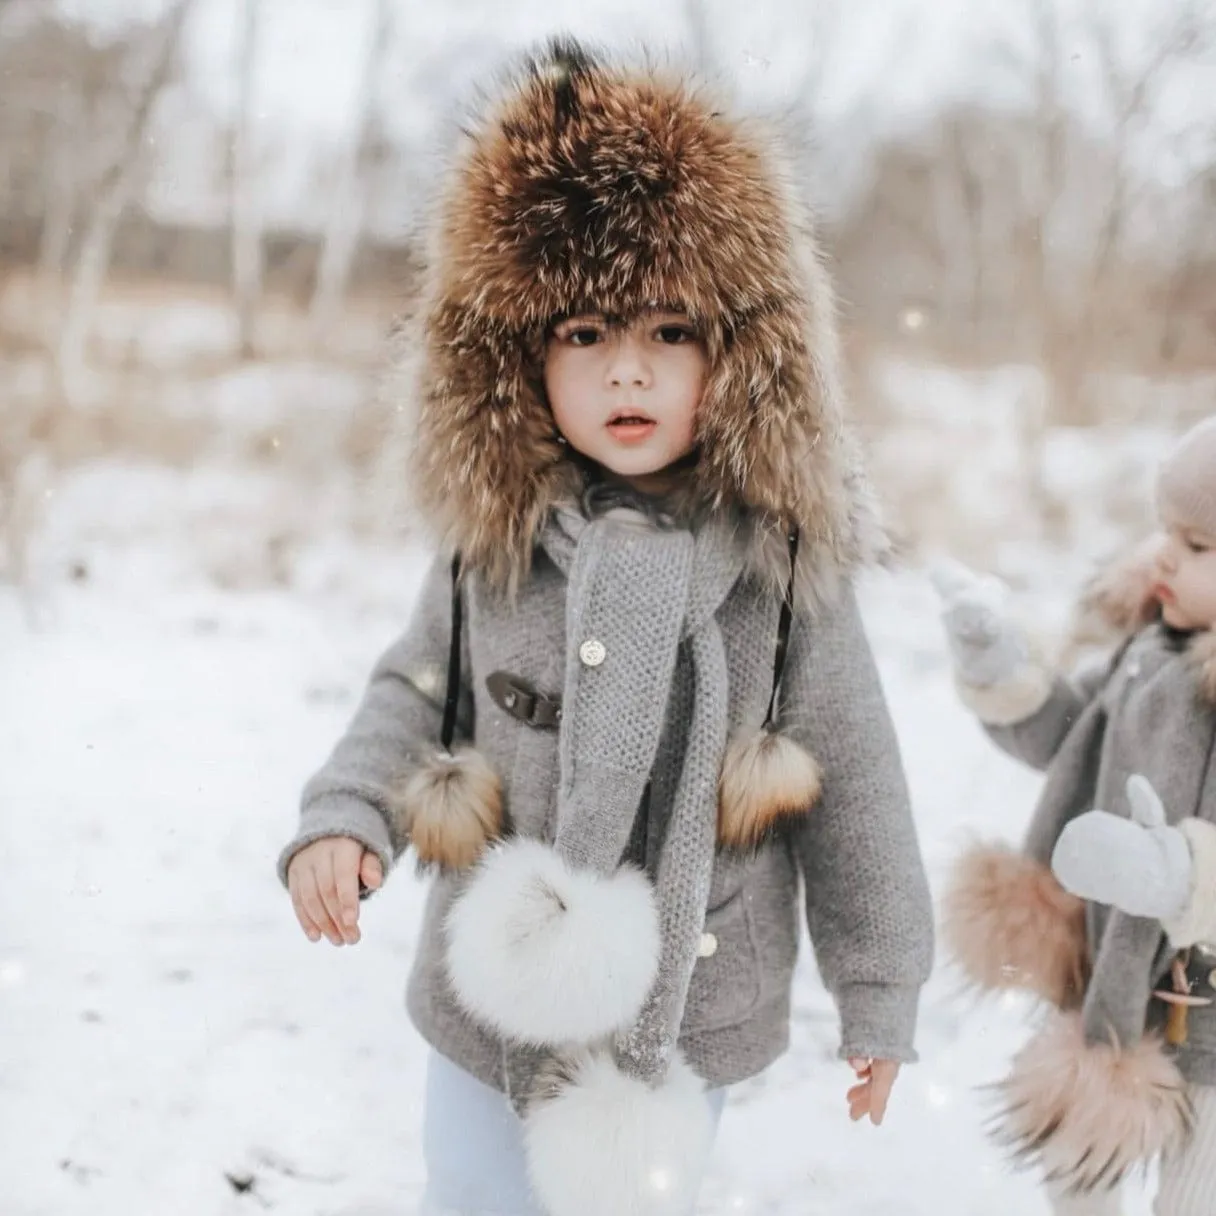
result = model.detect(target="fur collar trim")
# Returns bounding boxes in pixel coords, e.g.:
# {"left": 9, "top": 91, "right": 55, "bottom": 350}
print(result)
{"left": 1071, "top": 541, "right": 1216, "bottom": 705}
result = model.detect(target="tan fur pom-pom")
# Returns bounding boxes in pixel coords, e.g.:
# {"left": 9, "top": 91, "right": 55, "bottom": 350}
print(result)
{"left": 717, "top": 729, "right": 822, "bottom": 851}
{"left": 993, "top": 1012, "right": 1193, "bottom": 1193}
{"left": 942, "top": 844, "right": 1088, "bottom": 1008}
{"left": 395, "top": 748, "right": 503, "bottom": 871}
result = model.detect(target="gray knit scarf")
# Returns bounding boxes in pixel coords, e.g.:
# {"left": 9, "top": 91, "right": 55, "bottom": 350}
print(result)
{"left": 503, "top": 501, "right": 745, "bottom": 1107}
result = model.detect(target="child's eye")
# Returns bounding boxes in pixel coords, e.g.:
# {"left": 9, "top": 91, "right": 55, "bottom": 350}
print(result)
{"left": 1186, "top": 537, "right": 1210, "bottom": 554}
{"left": 566, "top": 326, "right": 603, "bottom": 347}
{"left": 655, "top": 324, "right": 696, "bottom": 345}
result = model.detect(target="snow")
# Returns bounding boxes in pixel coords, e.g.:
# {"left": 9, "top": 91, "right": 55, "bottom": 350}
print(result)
{"left": 0, "top": 461, "right": 1165, "bottom": 1215}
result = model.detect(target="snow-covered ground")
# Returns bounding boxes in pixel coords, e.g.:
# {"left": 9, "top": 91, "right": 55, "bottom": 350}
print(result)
{"left": 1, "top": 463, "right": 1161, "bottom": 1215}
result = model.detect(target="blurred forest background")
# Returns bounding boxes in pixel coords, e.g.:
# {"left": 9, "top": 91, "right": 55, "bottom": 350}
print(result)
{"left": 1, "top": 0, "right": 1213, "bottom": 594}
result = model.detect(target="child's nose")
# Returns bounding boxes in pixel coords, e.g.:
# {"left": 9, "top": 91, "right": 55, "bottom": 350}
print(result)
{"left": 1154, "top": 533, "right": 1178, "bottom": 573}
{"left": 605, "top": 332, "right": 652, "bottom": 389}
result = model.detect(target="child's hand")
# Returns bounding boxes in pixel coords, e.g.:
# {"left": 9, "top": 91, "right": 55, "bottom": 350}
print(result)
{"left": 846, "top": 1057, "right": 901, "bottom": 1126}
{"left": 287, "top": 836, "right": 384, "bottom": 946}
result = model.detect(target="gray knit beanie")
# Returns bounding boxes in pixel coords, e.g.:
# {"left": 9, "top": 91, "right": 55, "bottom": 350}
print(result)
{"left": 1157, "top": 415, "right": 1216, "bottom": 536}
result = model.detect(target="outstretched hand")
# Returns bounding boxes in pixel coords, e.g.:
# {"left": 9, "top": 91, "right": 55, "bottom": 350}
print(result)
{"left": 847, "top": 1057, "right": 901, "bottom": 1126}
{"left": 287, "top": 836, "right": 384, "bottom": 945}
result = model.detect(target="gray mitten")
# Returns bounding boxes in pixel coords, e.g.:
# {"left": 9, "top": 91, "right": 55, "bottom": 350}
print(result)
{"left": 929, "top": 559, "right": 1030, "bottom": 688}
{"left": 1051, "top": 776, "right": 1193, "bottom": 922}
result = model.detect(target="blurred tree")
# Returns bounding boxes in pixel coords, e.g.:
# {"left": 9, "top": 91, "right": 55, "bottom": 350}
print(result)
{"left": 230, "top": 0, "right": 263, "bottom": 359}
{"left": 308, "top": 0, "right": 394, "bottom": 345}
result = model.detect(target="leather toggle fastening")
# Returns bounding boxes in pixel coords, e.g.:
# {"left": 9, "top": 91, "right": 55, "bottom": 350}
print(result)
{"left": 486, "top": 670, "right": 563, "bottom": 729}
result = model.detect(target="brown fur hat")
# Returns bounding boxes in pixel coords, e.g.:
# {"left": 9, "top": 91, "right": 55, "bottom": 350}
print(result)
{"left": 398, "top": 37, "right": 884, "bottom": 602}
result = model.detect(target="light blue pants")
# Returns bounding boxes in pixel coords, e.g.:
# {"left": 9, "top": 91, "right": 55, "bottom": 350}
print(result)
{"left": 419, "top": 1050, "right": 727, "bottom": 1215}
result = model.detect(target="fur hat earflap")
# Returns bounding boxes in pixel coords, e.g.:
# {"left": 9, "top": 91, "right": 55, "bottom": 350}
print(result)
{"left": 990, "top": 1012, "right": 1193, "bottom": 1194}
{"left": 392, "top": 747, "right": 503, "bottom": 871}
{"left": 941, "top": 844, "right": 1089, "bottom": 1009}
{"left": 717, "top": 727, "right": 822, "bottom": 851}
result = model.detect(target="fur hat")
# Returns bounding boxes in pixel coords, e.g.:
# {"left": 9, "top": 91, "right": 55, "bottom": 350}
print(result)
{"left": 398, "top": 37, "right": 884, "bottom": 602}
{"left": 1157, "top": 415, "right": 1216, "bottom": 538}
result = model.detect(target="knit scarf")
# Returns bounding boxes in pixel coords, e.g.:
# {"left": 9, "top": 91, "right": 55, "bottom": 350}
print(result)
{"left": 502, "top": 503, "right": 745, "bottom": 1104}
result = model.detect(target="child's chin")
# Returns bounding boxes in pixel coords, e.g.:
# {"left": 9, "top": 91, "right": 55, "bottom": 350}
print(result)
{"left": 1161, "top": 601, "right": 1198, "bottom": 630}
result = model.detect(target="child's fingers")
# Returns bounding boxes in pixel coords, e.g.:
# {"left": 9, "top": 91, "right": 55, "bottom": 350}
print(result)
{"left": 867, "top": 1061, "right": 900, "bottom": 1126}
{"left": 301, "top": 860, "right": 345, "bottom": 943}
{"left": 287, "top": 875, "right": 323, "bottom": 942}
{"left": 359, "top": 850, "right": 384, "bottom": 892}
{"left": 332, "top": 850, "right": 363, "bottom": 941}
{"left": 317, "top": 853, "right": 358, "bottom": 945}
{"left": 846, "top": 1079, "right": 871, "bottom": 1122}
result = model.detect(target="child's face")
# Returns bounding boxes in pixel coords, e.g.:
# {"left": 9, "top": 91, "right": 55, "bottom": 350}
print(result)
{"left": 543, "top": 310, "right": 706, "bottom": 484}
{"left": 1152, "top": 524, "right": 1216, "bottom": 631}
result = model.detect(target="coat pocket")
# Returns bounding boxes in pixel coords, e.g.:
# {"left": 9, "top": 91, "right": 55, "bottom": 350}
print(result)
{"left": 681, "top": 887, "right": 764, "bottom": 1033}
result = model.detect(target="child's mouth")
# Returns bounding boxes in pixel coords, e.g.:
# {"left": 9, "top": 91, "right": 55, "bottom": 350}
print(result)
{"left": 606, "top": 413, "right": 657, "bottom": 444}
{"left": 1154, "top": 582, "right": 1176, "bottom": 604}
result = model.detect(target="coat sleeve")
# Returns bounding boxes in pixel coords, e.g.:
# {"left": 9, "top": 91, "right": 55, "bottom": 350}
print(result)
{"left": 785, "top": 582, "right": 934, "bottom": 1064}
{"left": 973, "top": 656, "right": 1113, "bottom": 773}
{"left": 276, "top": 552, "right": 472, "bottom": 884}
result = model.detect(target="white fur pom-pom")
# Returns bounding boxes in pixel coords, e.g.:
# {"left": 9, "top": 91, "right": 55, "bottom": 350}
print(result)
{"left": 444, "top": 838, "right": 660, "bottom": 1045}
{"left": 525, "top": 1049, "right": 715, "bottom": 1216}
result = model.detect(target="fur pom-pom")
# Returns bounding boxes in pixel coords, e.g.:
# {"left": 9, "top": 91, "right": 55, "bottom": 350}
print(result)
{"left": 717, "top": 728, "right": 822, "bottom": 851}
{"left": 992, "top": 1012, "right": 1193, "bottom": 1193}
{"left": 524, "top": 1049, "right": 715, "bottom": 1216}
{"left": 444, "top": 838, "right": 660, "bottom": 1046}
{"left": 1075, "top": 539, "right": 1163, "bottom": 639}
{"left": 393, "top": 747, "right": 503, "bottom": 870}
{"left": 942, "top": 844, "right": 1088, "bottom": 1008}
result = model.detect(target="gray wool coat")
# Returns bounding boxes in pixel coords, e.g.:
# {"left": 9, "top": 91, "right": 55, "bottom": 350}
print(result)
{"left": 279, "top": 519, "right": 935, "bottom": 1093}
{"left": 990, "top": 621, "right": 1216, "bottom": 1082}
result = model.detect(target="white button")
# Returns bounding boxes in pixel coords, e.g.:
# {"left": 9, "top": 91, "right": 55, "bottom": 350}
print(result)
{"left": 579, "top": 639, "right": 606, "bottom": 667}
{"left": 697, "top": 932, "right": 718, "bottom": 959}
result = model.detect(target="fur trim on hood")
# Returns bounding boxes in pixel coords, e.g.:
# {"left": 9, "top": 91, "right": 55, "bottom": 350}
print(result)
{"left": 395, "top": 37, "right": 884, "bottom": 604}
{"left": 1066, "top": 540, "right": 1216, "bottom": 704}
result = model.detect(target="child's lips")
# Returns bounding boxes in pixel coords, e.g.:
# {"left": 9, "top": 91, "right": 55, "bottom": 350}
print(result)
{"left": 606, "top": 414, "right": 657, "bottom": 444}
{"left": 1154, "top": 582, "right": 1176, "bottom": 604}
